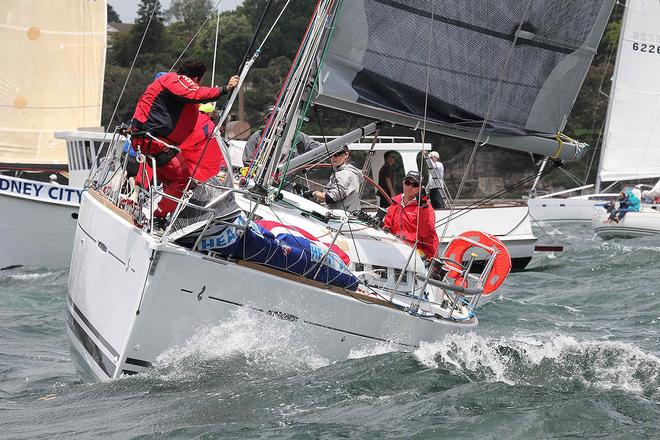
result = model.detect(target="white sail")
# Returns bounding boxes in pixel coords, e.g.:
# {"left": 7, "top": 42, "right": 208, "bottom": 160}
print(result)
{"left": 0, "top": 0, "right": 106, "bottom": 165}
{"left": 597, "top": 0, "right": 660, "bottom": 182}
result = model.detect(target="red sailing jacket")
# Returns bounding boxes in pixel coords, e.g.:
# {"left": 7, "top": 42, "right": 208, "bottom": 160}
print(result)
{"left": 383, "top": 193, "right": 439, "bottom": 259}
{"left": 131, "top": 72, "right": 223, "bottom": 145}
{"left": 179, "top": 113, "right": 225, "bottom": 182}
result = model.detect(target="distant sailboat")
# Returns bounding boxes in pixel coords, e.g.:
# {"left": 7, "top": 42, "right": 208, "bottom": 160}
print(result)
{"left": 528, "top": 0, "right": 660, "bottom": 225}
{"left": 592, "top": 0, "right": 660, "bottom": 238}
{"left": 0, "top": 0, "right": 107, "bottom": 269}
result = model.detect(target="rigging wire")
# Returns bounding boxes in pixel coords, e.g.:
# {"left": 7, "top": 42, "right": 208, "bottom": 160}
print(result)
{"left": 581, "top": 1, "right": 622, "bottom": 185}
{"left": 104, "top": 2, "right": 159, "bottom": 138}
{"left": 169, "top": 0, "right": 226, "bottom": 72}
{"left": 436, "top": 0, "right": 536, "bottom": 245}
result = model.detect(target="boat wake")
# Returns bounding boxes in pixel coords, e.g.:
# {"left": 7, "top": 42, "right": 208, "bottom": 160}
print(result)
{"left": 416, "top": 332, "right": 659, "bottom": 396}
{"left": 152, "top": 308, "right": 331, "bottom": 381}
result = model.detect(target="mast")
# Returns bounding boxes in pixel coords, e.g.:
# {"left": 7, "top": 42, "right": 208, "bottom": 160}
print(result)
{"left": 595, "top": 2, "right": 630, "bottom": 194}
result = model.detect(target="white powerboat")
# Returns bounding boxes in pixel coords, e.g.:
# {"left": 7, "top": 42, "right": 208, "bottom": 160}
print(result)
{"left": 0, "top": 0, "right": 106, "bottom": 269}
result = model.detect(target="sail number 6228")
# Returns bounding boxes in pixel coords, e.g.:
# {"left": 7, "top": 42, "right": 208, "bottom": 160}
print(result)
{"left": 632, "top": 42, "right": 658, "bottom": 53}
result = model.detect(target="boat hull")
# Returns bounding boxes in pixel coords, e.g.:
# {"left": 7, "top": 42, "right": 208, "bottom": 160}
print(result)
{"left": 0, "top": 175, "right": 82, "bottom": 269}
{"left": 67, "top": 191, "right": 476, "bottom": 382}
{"left": 592, "top": 208, "right": 660, "bottom": 239}
{"left": 435, "top": 204, "right": 536, "bottom": 271}
{"left": 527, "top": 197, "right": 598, "bottom": 223}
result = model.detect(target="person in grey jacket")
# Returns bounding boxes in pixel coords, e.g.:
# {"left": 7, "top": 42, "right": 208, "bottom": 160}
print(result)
{"left": 312, "top": 146, "right": 363, "bottom": 212}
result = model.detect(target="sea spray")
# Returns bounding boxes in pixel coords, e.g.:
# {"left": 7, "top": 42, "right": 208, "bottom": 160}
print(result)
{"left": 415, "top": 332, "right": 659, "bottom": 396}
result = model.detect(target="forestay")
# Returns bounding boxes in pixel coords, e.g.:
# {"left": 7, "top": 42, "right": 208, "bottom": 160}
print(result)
{"left": 597, "top": 0, "right": 660, "bottom": 183}
{"left": 315, "top": 0, "right": 615, "bottom": 161}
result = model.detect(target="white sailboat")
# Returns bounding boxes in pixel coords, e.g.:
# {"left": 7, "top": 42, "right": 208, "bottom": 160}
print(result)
{"left": 591, "top": 0, "right": 660, "bottom": 238}
{"left": 529, "top": 0, "right": 660, "bottom": 225}
{"left": 0, "top": 0, "right": 107, "bottom": 269}
{"left": 66, "top": 0, "right": 614, "bottom": 381}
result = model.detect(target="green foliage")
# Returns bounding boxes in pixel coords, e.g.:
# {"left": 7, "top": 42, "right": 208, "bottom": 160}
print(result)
{"left": 166, "top": 0, "right": 213, "bottom": 35}
{"left": 107, "top": 3, "right": 121, "bottom": 23}
{"left": 110, "top": 0, "right": 170, "bottom": 67}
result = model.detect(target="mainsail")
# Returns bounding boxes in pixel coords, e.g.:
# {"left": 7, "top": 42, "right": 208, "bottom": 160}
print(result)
{"left": 314, "top": 0, "right": 615, "bottom": 161}
{"left": 597, "top": 0, "right": 660, "bottom": 183}
{"left": 0, "top": 0, "right": 106, "bottom": 166}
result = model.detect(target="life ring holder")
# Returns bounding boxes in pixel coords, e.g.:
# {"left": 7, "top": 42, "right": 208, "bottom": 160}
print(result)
{"left": 439, "top": 230, "right": 512, "bottom": 295}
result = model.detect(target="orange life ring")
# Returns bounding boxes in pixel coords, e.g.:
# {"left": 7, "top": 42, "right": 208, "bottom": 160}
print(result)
{"left": 442, "top": 230, "right": 512, "bottom": 295}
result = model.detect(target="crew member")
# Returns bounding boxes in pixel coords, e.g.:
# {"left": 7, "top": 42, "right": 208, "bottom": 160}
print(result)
{"left": 178, "top": 106, "right": 226, "bottom": 183}
{"left": 312, "top": 145, "right": 363, "bottom": 212}
{"left": 377, "top": 150, "right": 397, "bottom": 208}
{"left": 426, "top": 151, "right": 446, "bottom": 209}
{"left": 383, "top": 171, "right": 438, "bottom": 259}
{"left": 130, "top": 59, "right": 239, "bottom": 221}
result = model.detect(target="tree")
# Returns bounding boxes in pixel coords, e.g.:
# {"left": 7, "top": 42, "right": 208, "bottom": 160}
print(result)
{"left": 166, "top": 0, "right": 213, "bottom": 35}
{"left": 107, "top": 3, "right": 121, "bottom": 23}
{"left": 111, "top": 0, "right": 170, "bottom": 67}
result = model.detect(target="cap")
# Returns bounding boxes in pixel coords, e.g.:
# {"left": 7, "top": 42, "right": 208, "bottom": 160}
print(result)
{"left": 428, "top": 151, "right": 439, "bottom": 160}
{"left": 404, "top": 170, "right": 421, "bottom": 183}
{"left": 199, "top": 102, "right": 216, "bottom": 113}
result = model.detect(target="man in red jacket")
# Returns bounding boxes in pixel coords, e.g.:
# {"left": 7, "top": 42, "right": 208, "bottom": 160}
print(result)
{"left": 130, "top": 59, "right": 239, "bottom": 222}
{"left": 383, "top": 171, "right": 439, "bottom": 260}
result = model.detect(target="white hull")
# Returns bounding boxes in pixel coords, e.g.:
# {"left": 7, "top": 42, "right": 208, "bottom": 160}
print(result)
{"left": 435, "top": 204, "right": 536, "bottom": 270}
{"left": 67, "top": 191, "right": 477, "bottom": 382}
{"left": 592, "top": 208, "right": 660, "bottom": 239}
{"left": 0, "top": 175, "right": 81, "bottom": 269}
{"left": 527, "top": 194, "right": 618, "bottom": 224}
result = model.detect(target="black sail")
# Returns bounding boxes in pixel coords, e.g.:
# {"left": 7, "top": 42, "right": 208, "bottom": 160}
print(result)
{"left": 314, "top": 0, "right": 616, "bottom": 160}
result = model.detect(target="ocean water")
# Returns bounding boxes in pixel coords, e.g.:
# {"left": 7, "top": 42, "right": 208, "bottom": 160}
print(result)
{"left": 1, "top": 223, "right": 658, "bottom": 439}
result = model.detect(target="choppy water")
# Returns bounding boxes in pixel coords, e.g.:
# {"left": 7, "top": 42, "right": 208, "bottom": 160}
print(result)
{"left": 1, "top": 223, "right": 658, "bottom": 439}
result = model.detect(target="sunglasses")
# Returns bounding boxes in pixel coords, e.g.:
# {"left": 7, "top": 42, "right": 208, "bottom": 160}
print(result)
{"left": 403, "top": 179, "right": 420, "bottom": 187}
{"left": 331, "top": 151, "right": 346, "bottom": 158}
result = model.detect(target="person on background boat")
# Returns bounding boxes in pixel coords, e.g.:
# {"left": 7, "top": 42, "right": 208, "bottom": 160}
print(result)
{"left": 312, "top": 145, "right": 363, "bottom": 212}
{"left": 642, "top": 179, "right": 660, "bottom": 203}
{"left": 605, "top": 190, "right": 640, "bottom": 223}
{"left": 241, "top": 105, "right": 321, "bottom": 167}
{"left": 426, "top": 151, "right": 446, "bottom": 209}
{"left": 377, "top": 150, "right": 397, "bottom": 208}
{"left": 383, "top": 171, "right": 438, "bottom": 260}
{"left": 130, "top": 59, "right": 239, "bottom": 223}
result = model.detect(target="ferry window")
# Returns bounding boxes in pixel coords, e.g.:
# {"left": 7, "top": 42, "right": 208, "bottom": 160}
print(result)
{"left": 372, "top": 265, "right": 388, "bottom": 279}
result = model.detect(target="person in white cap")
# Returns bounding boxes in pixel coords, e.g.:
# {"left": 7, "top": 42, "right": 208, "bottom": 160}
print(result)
{"left": 426, "top": 151, "right": 446, "bottom": 209}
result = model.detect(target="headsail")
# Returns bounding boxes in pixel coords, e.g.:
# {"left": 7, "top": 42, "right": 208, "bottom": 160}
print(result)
{"left": 314, "top": 0, "right": 615, "bottom": 161}
{"left": 597, "top": 0, "right": 660, "bottom": 183}
{"left": 0, "top": 0, "right": 106, "bottom": 166}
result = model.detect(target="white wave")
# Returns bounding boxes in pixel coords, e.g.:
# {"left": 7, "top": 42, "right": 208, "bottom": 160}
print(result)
{"left": 154, "top": 307, "right": 330, "bottom": 379}
{"left": 415, "top": 332, "right": 659, "bottom": 395}
{"left": 348, "top": 342, "right": 399, "bottom": 359}
{"left": 4, "top": 272, "right": 58, "bottom": 281}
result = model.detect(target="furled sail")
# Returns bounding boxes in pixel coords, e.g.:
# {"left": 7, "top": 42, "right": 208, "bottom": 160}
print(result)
{"left": 314, "top": 0, "right": 615, "bottom": 161}
{"left": 597, "top": 0, "right": 660, "bottom": 183}
{"left": 0, "top": 0, "right": 106, "bottom": 166}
